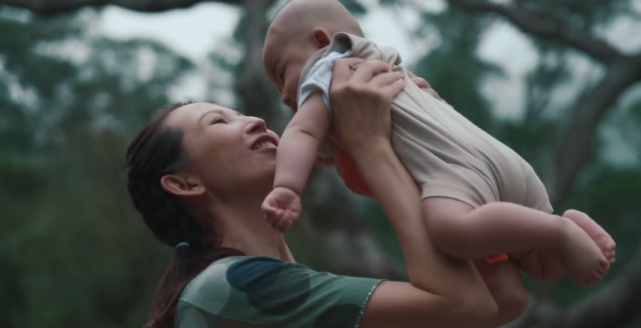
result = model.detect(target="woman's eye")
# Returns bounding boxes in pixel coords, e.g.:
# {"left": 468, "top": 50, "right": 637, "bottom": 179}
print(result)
{"left": 211, "top": 118, "right": 225, "bottom": 125}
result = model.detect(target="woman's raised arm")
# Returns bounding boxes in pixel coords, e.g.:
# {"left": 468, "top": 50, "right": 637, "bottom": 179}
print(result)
{"left": 329, "top": 58, "right": 496, "bottom": 328}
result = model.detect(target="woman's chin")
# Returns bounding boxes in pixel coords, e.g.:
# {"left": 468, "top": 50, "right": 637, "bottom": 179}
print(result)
{"left": 259, "top": 152, "right": 278, "bottom": 165}
{"left": 254, "top": 146, "right": 278, "bottom": 156}
{"left": 257, "top": 165, "right": 277, "bottom": 185}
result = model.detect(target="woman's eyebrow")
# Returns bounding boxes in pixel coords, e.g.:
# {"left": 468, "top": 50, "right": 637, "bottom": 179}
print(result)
{"left": 197, "top": 109, "right": 225, "bottom": 124}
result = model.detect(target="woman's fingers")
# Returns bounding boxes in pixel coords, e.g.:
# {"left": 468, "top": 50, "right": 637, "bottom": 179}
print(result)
{"left": 410, "top": 76, "right": 430, "bottom": 90}
{"left": 371, "top": 71, "right": 404, "bottom": 88}
{"left": 350, "top": 59, "right": 392, "bottom": 83}
{"left": 381, "top": 78, "right": 406, "bottom": 101}
{"left": 369, "top": 71, "right": 405, "bottom": 101}
{"left": 406, "top": 70, "right": 427, "bottom": 87}
{"left": 427, "top": 89, "right": 442, "bottom": 101}
{"left": 422, "top": 86, "right": 442, "bottom": 101}
{"left": 408, "top": 75, "right": 444, "bottom": 101}
{"left": 333, "top": 57, "right": 365, "bottom": 81}
{"left": 405, "top": 70, "right": 444, "bottom": 101}
{"left": 340, "top": 57, "right": 365, "bottom": 67}
{"left": 332, "top": 59, "right": 353, "bottom": 85}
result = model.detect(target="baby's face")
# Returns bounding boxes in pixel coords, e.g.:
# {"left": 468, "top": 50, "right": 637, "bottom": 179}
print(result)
{"left": 263, "top": 40, "right": 318, "bottom": 111}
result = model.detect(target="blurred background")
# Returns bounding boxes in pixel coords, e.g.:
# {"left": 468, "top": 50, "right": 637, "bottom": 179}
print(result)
{"left": 1, "top": 0, "right": 641, "bottom": 327}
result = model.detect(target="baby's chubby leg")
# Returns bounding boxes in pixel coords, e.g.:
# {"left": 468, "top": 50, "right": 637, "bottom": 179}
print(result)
{"left": 422, "top": 198, "right": 562, "bottom": 259}
{"left": 422, "top": 198, "right": 608, "bottom": 287}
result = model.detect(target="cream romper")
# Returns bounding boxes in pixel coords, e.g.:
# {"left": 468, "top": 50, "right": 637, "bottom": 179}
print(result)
{"left": 297, "top": 32, "right": 553, "bottom": 213}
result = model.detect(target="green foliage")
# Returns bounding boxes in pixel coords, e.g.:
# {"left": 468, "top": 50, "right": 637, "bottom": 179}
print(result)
{"left": 1, "top": 0, "right": 641, "bottom": 326}
{"left": 0, "top": 6, "right": 193, "bottom": 328}
{"left": 516, "top": 0, "right": 633, "bottom": 29}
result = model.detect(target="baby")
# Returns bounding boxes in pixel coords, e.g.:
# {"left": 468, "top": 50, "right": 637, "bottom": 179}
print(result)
{"left": 261, "top": 0, "right": 616, "bottom": 287}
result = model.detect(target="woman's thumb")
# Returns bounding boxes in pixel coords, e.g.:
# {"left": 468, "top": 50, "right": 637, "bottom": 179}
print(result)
{"left": 332, "top": 58, "right": 363, "bottom": 84}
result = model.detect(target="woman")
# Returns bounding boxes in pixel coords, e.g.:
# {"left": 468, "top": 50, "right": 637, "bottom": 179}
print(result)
{"left": 126, "top": 58, "right": 527, "bottom": 328}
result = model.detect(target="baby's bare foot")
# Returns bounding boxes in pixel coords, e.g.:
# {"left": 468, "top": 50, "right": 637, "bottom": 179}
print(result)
{"left": 563, "top": 210, "right": 616, "bottom": 264}
{"left": 555, "top": 219, "right": 609, "bottom": 287}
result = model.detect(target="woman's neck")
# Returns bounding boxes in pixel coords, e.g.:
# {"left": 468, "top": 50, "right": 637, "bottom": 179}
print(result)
{"left": 208, "top": 196, "right": 294, "bottom": 262}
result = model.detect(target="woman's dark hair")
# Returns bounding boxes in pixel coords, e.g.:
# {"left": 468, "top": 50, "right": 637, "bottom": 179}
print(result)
{"left": 125, "top": 101, "right": 243, "bottom": 328}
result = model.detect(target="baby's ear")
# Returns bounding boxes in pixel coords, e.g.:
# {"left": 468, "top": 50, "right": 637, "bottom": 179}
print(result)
{"left": 311, "top": 28, "right": 332, "bottom": 48}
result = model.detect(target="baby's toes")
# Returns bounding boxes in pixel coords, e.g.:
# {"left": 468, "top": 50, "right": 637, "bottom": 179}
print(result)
{"left": 598, "top": 259, "right": 609, "bottom": 274}
{"left": 563, "top": 209, "right": 584, "bottom": 218}
{"left": 605, "top": 250, "right": 616, "bottom": 262}
{"left": 608, "top": 254, "right": 616, "bottom": 264}
{"left": 604, "top": 241, "right": 616, "bottom": 252}
{"left": 601, "top": 256, "right": 609, "bottom": 268}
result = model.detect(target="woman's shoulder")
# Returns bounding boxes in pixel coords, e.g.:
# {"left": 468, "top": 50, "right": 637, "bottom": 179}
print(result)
{"left": 180, "top": 256, "right": 284, "bottom": 304}
{"left": 177, "top": 256, "right": 384, "bottom": 328}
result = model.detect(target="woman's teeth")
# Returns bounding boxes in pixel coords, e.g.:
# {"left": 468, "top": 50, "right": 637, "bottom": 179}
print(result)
{"left": 254, "top": 141, "right": 276, "bottom": 150}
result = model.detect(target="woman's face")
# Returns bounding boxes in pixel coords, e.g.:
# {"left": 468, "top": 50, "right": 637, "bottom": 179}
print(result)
{"left": 164, "top": 102, "right": 280, "bottom": 200}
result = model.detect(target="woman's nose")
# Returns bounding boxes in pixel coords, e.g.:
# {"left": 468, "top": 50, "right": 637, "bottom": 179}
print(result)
{"left": 244, "top": 118, "right": 267, "bottom": 135}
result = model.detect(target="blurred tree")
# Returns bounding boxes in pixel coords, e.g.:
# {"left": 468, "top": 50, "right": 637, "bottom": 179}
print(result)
{"left": 0, "top": 6, "right": 194, "bottom": 327}
{"left": 1, "top": 0, "right": 641, "bottom": 328}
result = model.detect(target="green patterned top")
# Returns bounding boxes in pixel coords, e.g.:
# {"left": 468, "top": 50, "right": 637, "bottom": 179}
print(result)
{"left": 176, "top": 256, "right": 383, "bottom": 328}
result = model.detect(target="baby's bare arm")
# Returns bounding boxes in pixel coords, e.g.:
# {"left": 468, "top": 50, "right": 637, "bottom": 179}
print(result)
{"left": 274, "top": 91, "right": 331, "bottom": 195}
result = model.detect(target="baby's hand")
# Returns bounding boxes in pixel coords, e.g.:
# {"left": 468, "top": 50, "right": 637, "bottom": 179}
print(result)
{"left": 261, "top": 187, "right": 302, "bottom": 232}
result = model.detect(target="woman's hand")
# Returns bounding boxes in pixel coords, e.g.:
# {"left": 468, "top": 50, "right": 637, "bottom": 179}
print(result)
{"left": 406, "top": 71, "right": 443, "bottom": 101}
{"left": 329, "top": 58, "right": 405, "bottom": 155}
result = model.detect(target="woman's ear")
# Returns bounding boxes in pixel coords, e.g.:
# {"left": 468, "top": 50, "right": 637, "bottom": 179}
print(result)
{"left": 311, "top": 28, "right": 332, "bottom": 48}
{"left": 161, "top": 174, "right": 205, "bottom": 197}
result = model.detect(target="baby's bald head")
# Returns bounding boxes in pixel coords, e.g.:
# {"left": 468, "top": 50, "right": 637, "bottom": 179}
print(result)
{"left": 262, "top": 0, "right": 363, "bottom": 109}
{"left": 268, "top": 0, "right": 362, "bottom": 42}
{"left": 263, "top": 0, "right": 363, "bottom": 67}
